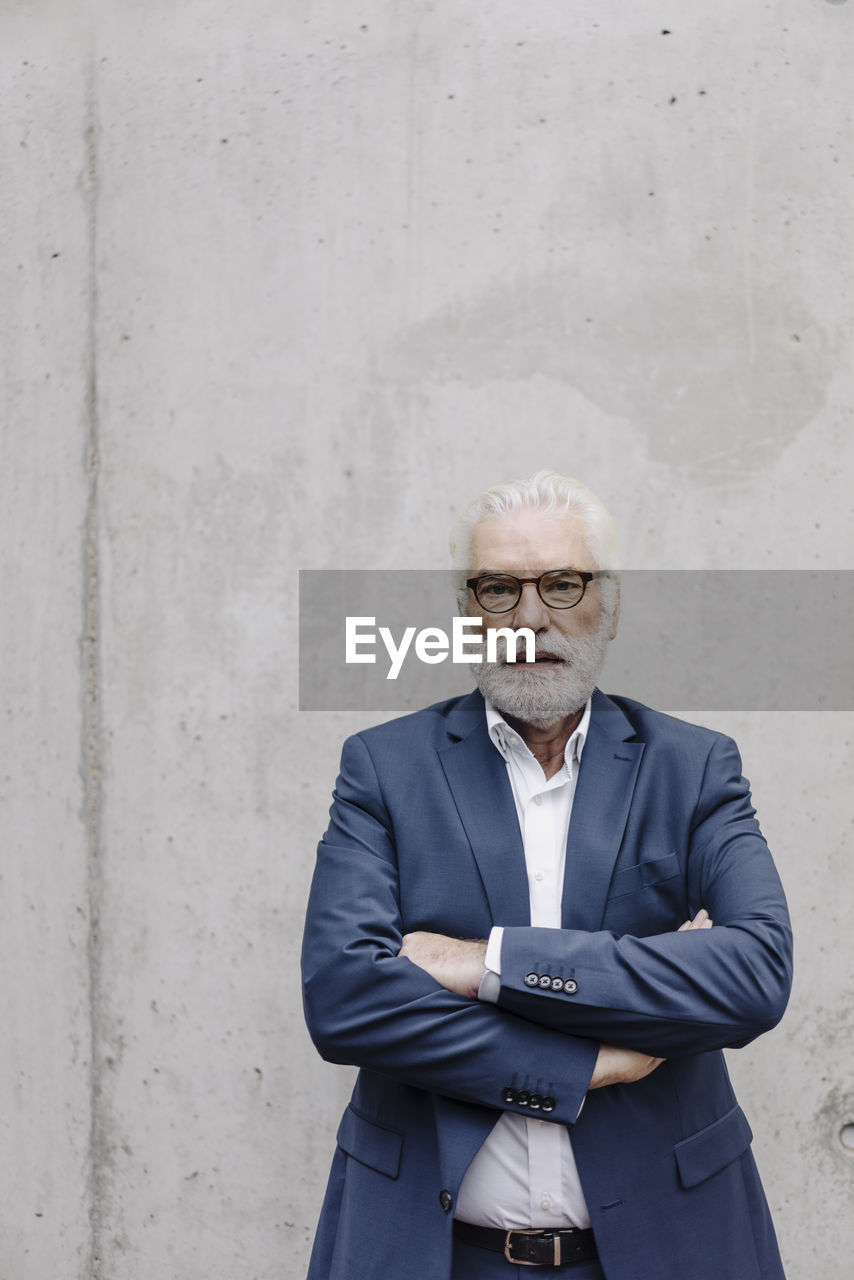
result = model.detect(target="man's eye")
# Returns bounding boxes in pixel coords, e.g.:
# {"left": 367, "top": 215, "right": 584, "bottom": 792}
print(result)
{"left": 481, "top": 580, "right": 511, "bottom": 596}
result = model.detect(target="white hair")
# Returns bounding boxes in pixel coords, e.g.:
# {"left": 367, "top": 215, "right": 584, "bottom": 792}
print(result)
{"left": 449, "top": 470, "right": 620, "bottom": 575}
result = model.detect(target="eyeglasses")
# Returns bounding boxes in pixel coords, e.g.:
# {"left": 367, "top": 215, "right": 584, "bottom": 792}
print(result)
{"left": 466, "top": 569, "right": 607, "bottom": 614}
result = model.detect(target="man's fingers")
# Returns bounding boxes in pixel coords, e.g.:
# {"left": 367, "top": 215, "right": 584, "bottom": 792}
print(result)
{"left": 678, "top": 909, "right": 713, "bottom": 931}
{"left": 590, "top": 1045, "right": 667, "bottom": 1089}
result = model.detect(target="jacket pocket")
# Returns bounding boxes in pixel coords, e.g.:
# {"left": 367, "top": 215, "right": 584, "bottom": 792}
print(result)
{"left": 336, "top": 1105, "right": 403, "bottom": 1179}
{"left": 674, "top": 1103, "right": 753, "bottom": 1189}
{"left": 607, "top": 852, "right": 681, "bottom": 900}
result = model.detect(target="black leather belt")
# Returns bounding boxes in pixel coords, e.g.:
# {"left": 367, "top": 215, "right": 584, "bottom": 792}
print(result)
{"left": 453, "top": 1221, "right": 598, "bottom": 1267}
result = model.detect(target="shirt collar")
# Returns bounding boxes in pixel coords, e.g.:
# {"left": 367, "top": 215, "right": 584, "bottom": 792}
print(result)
{"left": 485, "top": 697, "right": 591, "bottom": 769}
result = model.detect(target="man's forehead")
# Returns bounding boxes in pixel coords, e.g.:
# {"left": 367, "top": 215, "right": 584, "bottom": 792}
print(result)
{"left": 469, "top": 508, "right": 593, "bottom": 570}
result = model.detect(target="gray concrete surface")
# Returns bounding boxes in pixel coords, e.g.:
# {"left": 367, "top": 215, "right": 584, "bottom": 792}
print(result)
{"left": 2, "top": 1, "right": 853, "bottom": 1277}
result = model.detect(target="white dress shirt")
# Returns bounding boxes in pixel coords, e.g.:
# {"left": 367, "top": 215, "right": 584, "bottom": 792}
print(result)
{"left": 454, "top": 698, "right": 593, "bottom": 1230}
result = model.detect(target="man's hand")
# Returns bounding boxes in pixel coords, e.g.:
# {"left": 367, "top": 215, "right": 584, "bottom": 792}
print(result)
{"left": 678, "top": 908, "right": 713, "bottom": 932}
{"left": 589, "top": 1044, "right": 665, "bottom": 1089}
{"left": 588, "top": 913, "right": 711, "bottom": 1090}
{"left": 399, "top": 931, "right": 487, "bottom": 999}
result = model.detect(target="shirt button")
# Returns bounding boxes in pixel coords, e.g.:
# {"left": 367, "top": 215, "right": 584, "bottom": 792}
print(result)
{"left": 533, "top": 794, "right": 544, "bottom": 806}
{"left": 534, "top": 870, "right": 545, "bottom": 882}
{"left": 540, "top": 1196, "right": 552, "bottom": 1211}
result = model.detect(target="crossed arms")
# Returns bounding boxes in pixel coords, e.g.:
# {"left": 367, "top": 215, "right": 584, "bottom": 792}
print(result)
{"left": 302, "top": 729, "right": 792, "bottom": 1121}
{"left": 399, "top": 912, "right": 713, "bottom": 1089}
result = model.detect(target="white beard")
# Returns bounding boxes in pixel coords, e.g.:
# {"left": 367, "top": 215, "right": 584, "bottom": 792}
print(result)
{"left": 470, "top": 613, "right": 613, "bottom": 729}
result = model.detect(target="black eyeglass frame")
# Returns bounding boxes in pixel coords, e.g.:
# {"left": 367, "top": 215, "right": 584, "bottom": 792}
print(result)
{"left": 465, "top": 569, "right": 608, "bottom": 614}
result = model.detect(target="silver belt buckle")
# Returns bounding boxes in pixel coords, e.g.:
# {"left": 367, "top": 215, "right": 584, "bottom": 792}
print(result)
{"left": 503, "top": 1229, "right": 561, "bottom": 1267}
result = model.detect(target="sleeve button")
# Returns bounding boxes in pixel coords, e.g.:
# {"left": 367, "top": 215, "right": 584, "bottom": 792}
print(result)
{"left": 563, "top": 978, "right": 578, "bottom": 995}
{"left": 537, "top": 974, "right": 552, "bottom": 989}
{"left": 517, "top": 1090, "right": 531, "bottom": 1107}
{"left": 541, "top": 1096, "right": 556, "bottom": 1113}
{"left": 525, "top": 972, "right": 540, "bottom": 987}
{"left": 529, "top": 1093, "right": 542, "bottom": 1110}
{"left": 550, "top": 977, "right": 564, "bottom": 992}
{"left": 502, "top": 1086, "right": 518, "bottom": 1104}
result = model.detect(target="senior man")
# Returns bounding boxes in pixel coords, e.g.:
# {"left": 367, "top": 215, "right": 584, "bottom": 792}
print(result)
{"left": 302, "top": 471, "right": 792, "bottom": 1280}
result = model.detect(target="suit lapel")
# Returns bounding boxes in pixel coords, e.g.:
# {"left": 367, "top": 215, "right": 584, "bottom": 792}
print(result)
{"left": 437, "top": 690, "right": 646, "bottom": 932}
{"left": 561, "top": 690, "right": 645, "bottom": 930}
{"left": 438, "top": 692, "right": 530, "bottom": 928}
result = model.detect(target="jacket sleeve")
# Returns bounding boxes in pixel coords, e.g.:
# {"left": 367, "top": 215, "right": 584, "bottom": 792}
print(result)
{"left": 301, "top": 732, "right": 599, "bottom": 1126}
{"left": 496, "top": 734, "right": 793, "bottom": 1058}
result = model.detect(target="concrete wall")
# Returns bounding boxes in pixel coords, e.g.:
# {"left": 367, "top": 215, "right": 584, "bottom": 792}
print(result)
{"left": 2, "top": 1, "right": 852, "bottom": 1276}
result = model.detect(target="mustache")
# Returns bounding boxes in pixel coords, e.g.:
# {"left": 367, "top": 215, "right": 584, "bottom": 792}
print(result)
{"left": 491, "top": 638, "right": 575, "bottom": 666}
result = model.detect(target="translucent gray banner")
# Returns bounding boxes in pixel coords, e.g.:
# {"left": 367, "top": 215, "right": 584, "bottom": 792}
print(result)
{"left": 299, "top": 570, "right": 854, "bottom": 712}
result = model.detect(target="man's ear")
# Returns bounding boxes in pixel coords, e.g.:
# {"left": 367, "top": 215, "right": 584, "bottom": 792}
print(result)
{"left": 608, "top": 579, "right": 620, "bottom": 641}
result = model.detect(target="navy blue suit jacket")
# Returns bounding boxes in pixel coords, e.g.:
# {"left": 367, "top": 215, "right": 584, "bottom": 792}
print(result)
{"left": 302, "top": 689, "right": 792, "bottom": 1279}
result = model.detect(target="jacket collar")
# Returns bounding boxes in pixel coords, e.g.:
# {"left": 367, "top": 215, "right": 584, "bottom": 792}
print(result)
{"left": 560, "top": 690, "right": 644, "bottom": 929}
{"left": 443, "top": 685, "right": 636, "bottom": 744}
{"left": 439, "top": 688, "right": 644, "bottom": 931}
{"left": 438, "top": 691, "right": 529, "bottom": 926}
{"left": 443, "top": 687, "right": 489, "bottom": 741}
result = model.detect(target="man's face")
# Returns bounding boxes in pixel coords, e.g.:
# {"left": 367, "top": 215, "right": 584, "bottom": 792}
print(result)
{"left": 465, "top": 507, "right": 618, "bottom": 727}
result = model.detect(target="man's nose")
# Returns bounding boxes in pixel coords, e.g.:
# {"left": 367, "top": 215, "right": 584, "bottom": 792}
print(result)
{"left": 510, "top": 581, "right": 550, "bottom": 630}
